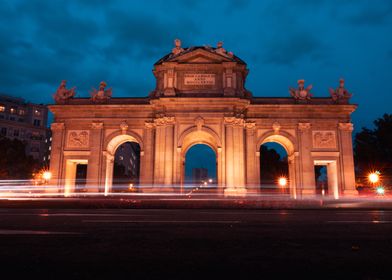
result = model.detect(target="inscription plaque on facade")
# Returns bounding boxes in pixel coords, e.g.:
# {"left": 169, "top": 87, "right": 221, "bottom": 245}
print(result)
{"left": 312, "top": 131, "right": 336, "bottom": 149}
{"left": 184, "top": 73, "right": 215, "bottom": 86}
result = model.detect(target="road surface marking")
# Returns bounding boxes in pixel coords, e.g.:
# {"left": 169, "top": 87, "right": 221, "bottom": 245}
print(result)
{"left": 0, "top": 229, "right": 82, "bottom": 235}
{"left": 82, "top": 220, "right": 241, "bottom": 224}
{"left": 326, "top": 221, "right": 392, "bottom": 224}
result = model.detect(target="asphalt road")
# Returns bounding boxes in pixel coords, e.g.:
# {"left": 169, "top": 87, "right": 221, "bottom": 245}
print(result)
{"left": 0, "top": 208, "right": 391, "bottom": 279}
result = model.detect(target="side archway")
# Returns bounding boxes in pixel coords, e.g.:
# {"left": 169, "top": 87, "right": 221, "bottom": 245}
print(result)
{"left": 103, "top": 131, "right": 143, "bottom": 195}
{"left": 256, "top": 131, "right": 297, "bottom": 197}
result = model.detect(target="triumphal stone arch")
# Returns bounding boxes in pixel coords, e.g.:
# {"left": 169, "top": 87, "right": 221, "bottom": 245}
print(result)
{"left": 49, "top": 41, "right": 357, "bottom": 197}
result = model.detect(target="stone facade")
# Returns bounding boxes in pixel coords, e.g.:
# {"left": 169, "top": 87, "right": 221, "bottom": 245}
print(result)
{"left": 48, "top": 43, "right": 357, "bottom": 197}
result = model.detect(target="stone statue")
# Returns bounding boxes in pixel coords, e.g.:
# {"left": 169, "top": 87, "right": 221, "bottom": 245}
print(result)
{"left": 215, "top": 41, "right": 233, "bottom": 58}
{"left": 329, "top": 79, "right": 352, "bottom": 103}
{"left": 53, "top": 80, "right": 76, "bottom": 104}
{"left": 171, "top": 39, "right": 184, "bottom": 55}
{"left": 90, "top": 81, "right": 112, "bottom": 103}
{"left": 289, "top": 79, "right": 313, "bottom": 101}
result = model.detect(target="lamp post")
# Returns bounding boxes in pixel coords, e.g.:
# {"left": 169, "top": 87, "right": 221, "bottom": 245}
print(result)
{"left": 42, "top": 171, "right": 52, "bottom": 184}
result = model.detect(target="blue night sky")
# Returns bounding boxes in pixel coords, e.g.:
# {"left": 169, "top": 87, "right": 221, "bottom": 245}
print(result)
{"left": 0, "top": 0, "right": 391, "bottom": 131}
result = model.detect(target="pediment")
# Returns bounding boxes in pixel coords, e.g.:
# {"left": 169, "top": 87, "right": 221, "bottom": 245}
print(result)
{"left": 169, "top": 48, "right": 234, "bottom": 64}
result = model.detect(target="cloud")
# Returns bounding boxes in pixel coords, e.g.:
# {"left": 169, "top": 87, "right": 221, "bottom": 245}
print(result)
{"left": 262, "top": 32, "right": 326, "bottom": 66}
{"left": 346, "top": 2, "right": 392, "bottom": 25}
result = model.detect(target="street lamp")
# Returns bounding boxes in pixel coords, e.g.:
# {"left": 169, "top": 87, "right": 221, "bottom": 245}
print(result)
{"left": 42, "top": 171, "right": 52, "bottom": 182}
{"left": 368, "top": 172, "right": 380, "bottom": 184}
{"left": 278, "top": 177, "right": 288, "bottom": 187}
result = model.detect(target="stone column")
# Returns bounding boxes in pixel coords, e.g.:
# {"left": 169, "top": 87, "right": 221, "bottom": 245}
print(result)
{"left": 164, "top": 121, "right": 175, "bottom": 186}
{"left": 224, "top": 117, "right": 246, "bottom": 196}
{"left": 49, "top": 122, "right": 65, "bottom": 190}
{"left": 153, "top": 116, "right": 175, "bottom": 189}
{"left": 104, "top": 153, "right": 114, "bottom": 196}
{"left": 245, "top": 121, "right": 258, "bottom": 192}
{"left": 298, "top": 123, "right": 316, "bottom": 195}
{"left": 288, "top": 152, "right": 299, "bottom": 199}
{"left": 338, "top": 123, "right": 358, "bottom": 195}
{"left": 86, "top": 122, "right": 103, "bottom": 192}
{"left": 140, "top": 121, "right": 155, "bottom": 186}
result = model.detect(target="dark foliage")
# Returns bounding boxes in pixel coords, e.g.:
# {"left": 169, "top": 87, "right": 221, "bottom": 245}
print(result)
{"left": 0, "top": 136, "right": 40, "bottom": 179}
{"left": 354, "top": 113, "right": 392, "bottom": 185}
{"left": 260, "top": 145, "right": 288, "bottom": 185}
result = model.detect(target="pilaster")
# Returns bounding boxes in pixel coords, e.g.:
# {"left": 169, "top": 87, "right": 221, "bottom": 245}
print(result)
{"left": 298, "top": 122, "right": 316, "bottom": 195}
{"left": 223, "top": 117, "right": 246, "bottom": 196}
{"left": 86, "top": 122, "right": 103, "bottom": 192}
{"left": 49, "top": 122, "right": 65, "bottom": 189}
{"left": 338, "top": 122, "right": 358, "bottom": 195}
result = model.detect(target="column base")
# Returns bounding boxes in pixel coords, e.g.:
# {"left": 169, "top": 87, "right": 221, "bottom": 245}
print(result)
{"left": 141, "top": 187, "right": 175, "bottom": 193}
{"left": 301, "top": 189, "right": 316, "bottom": 196}
{"left": 224, "top": 187, "right": 247, "bottom": 197}
{"left": 163, "top": 88, "right": 176, "bottom": 96}
{"left": 343, "top": 189, "right": 359, "bottom": 196}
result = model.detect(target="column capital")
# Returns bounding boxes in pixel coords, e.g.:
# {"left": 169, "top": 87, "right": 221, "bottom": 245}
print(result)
{"left": 91, "top": 122, "right": 103, "bottom": 129}
{"left": 298, "top": 122, "right": 311, "bottom": 132}
{"left": 224, "top": 116, "right": 244, "bottom": 126}
{"left": 338, "top": 122, "right": 354, "bottom": 131}
{"left": 144, "top": 121, "right": 155, "bottom": 129}
{"left": 51, "top": 122, "right": 65, "bottom": 130}
{"left": 154, "top": 116, "right": 175, "bottom": 126}
{"left": 244, "top": 121, "right": 256, "bottom": 130}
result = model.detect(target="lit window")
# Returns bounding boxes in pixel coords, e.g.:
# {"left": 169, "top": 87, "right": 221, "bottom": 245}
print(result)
{"left": 10, "top": 107, "right": 16, "bottom": 114}
{"left": 18, "top": 109, "right": 25, "bottom": 115}
{"left": 34, "top": 109, "right": 41, "bottom": 116}
{"left": 49, "top": 146, "right": 51, "bottom": 151}
{"left": 0, "top": 105, "right": 5, "bottom": 112}
{"left": 43, "top": 156, "right": 46, "bottom": 161}
{"left": 50, "top": 137, "right": 52, "bottom": 141}
{"left": 48, "top": 155, "right": 50, "bottom": 160}
{"left": 119, "top": 156, "right": 124, "bottom": 160}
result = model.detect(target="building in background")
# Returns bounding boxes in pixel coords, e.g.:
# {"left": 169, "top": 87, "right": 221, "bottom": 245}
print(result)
{"left": 114, "top": 142, "right": 140, "bottom": 184}
{"left": 192, "top": 168, "right": 208, "bottom": 185}
{"left": 0, "top": 94, "right": 50, "bottom": 165}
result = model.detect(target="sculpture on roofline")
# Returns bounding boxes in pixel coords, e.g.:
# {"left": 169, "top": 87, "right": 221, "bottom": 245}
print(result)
{"left": 329, "top": 79, "right": 352, "bottom": 103}
{"left": 171, "top": 38, "right": 184, "bottom": 55}
{"left": 215, "top": 41, "right": 233, "bottom": 58}
{"left": 90, "top": 81, "right": 112, "bottom": 103}
{"left": 289, "top": 79, "right": 313, "bottom": 101}
{"left": 53, "top": 80, "right": 76, "bottom": 104}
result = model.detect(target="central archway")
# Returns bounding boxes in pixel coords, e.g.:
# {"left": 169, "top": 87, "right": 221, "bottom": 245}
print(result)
{"left": 177, "top": 127, "right": 222, "bottom": 193}
{"left": 184, "top": 144, "right": 217, "bottom": 191}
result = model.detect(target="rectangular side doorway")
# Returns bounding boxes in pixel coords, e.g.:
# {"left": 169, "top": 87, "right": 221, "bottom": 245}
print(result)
{"left": 64, "top": 159, "right": 88, "bottom": 196}
{"left": 314, "top": 160, "right": 339, "bottom": 199}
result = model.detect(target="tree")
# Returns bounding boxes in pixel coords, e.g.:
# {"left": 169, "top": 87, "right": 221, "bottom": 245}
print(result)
{"left": 0, "top": 136, "right": 40, "bottom": 179}
{"left": 259, "top": 145, "right": 288, "bottom": 185}
{"left": 354, "top": 113, "right": 392, "bottom": 185}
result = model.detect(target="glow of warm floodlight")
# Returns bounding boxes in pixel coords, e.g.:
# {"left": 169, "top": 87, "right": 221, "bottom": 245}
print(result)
{"left": 278, "top": 177, "right": 287, "bottom": 187}
{"left": 42, "top": 171, "right": 52, "bottom": 181}
{"left": 368, "top": 172, "right": 380, "bottom": 184}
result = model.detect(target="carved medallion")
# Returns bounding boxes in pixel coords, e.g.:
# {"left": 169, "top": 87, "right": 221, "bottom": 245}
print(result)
{"left": 312, "top": 131, "right": 336, "bottom": 149}
{"left": 67, "top": 130, "right": 89, "bottom": 148}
